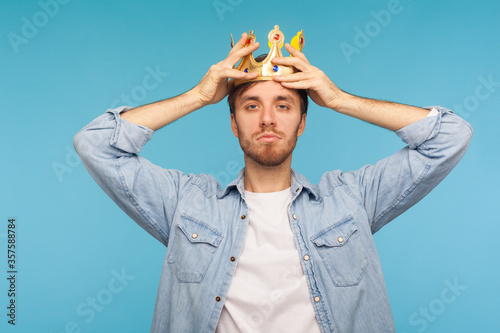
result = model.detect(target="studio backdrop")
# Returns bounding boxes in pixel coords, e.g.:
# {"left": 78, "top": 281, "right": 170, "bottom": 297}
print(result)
{"left": 1, "top": 0, "right": 499, "bottom": 332}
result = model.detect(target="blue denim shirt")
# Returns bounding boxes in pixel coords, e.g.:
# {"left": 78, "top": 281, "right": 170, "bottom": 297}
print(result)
{"left": 74, "top": 105, "right": 472, "bottom": 332}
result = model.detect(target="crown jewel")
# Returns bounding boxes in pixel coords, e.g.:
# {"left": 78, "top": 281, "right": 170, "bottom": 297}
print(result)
{"left": 231, "top": 25, "right": 304, "bottom": 87}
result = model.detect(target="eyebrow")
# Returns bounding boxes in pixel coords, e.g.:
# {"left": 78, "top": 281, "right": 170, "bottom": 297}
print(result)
{"left": 240, "top": 94, "right": 297, "bottom": 105}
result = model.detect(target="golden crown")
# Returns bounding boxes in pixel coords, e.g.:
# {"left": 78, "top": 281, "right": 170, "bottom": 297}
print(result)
{"left": 231, "top": 25, "right": 304, "bottom": 87}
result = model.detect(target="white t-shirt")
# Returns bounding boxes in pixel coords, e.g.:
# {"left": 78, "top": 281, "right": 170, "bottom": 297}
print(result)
{"left": 216, "top": 187, "right": 321, "bottom": 333}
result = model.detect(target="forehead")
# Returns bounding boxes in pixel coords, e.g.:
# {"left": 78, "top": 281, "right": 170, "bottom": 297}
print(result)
{"left": 236, "top": 81, "right": 300, "bottom": 104}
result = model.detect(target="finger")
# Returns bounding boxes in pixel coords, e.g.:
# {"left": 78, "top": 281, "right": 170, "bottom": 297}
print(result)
{"left": 224, "top": 42, "right": 260, "bottom": 67}
{"left": 219, "top": 67, "right": 259, "bottom": 80}
{"left": 228, "top": 32, "right": 253, "bottom": 56}
{"left": 226, "top": 33, "right": 249, "bottom": 59}
{"left": 231, "top": 32, "right": 248, "bottom": 50}
{"left": 228, "top": 72, "right": 258, "bottom": 89}
{"left": 278, "top": 79, "right": 315, "bottom": 90}
{"left": 273, "top": 72, "right": 315, "bottom": 82}
{"left": 271, "top": 55, "right": 311, "bottom": 72}
{"left": 284, "top": 43, "right": 310, "bottom": 64}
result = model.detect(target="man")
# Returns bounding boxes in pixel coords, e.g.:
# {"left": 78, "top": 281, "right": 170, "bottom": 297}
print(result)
{"left": 74, "top": 29, "right": 473, "bottom": 332}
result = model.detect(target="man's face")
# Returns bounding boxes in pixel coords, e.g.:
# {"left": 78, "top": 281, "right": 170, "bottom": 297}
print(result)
{"left": 230, "top": 81, "right": 306, "bottom": 167}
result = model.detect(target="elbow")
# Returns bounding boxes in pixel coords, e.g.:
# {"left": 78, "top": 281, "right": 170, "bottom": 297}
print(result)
{"left": 73, "top": 128, "right": 95, "bottom": 162}
{"left": 442, "top": 118, "right": 473, "bottom": 166}
{"left": 73, "top": 130, "right": 87, "bottom": 159}
{"left": 455, "top": 117, "right": 473, "bottom": 151}
{"left": 441, "top": 112, "right": 473, "bottom": 152}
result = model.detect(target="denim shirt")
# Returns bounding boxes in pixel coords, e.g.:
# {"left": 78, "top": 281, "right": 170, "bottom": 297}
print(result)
{"left": 74, "top": 105, "right": 472, "bottom": 332}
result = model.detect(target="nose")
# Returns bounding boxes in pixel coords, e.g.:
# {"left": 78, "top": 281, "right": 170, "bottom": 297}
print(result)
{"left": 260, "top": 104, "right": 276, "bottom": 128}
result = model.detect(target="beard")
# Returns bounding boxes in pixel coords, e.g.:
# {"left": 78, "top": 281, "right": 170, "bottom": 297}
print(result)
{"left": 237, "top": 125, "right": 300, "bottom": 167}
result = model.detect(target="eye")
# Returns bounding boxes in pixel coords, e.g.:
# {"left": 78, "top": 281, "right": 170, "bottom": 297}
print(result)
{"left": 277, "top": 104, "right": 290, "bottom": 110}
{"left": 246, "top": 104, "right": 258, "bottom": 110}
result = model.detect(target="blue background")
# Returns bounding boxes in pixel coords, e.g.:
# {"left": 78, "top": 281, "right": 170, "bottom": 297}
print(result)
{"left": 1, "top": 0, "right": 499, "bottom": 332}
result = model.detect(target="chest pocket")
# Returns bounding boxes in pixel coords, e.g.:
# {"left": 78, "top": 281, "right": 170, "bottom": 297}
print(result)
{"left": 310, "top": 215, "right": 368, "bottom": 287}
{"left": 167, "top": 213, "right": 224, "bottom": 283}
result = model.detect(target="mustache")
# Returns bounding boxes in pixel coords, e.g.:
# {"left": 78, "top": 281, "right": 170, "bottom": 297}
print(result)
{"left": 254, "top": 129, "right": 285, "bottom": 139}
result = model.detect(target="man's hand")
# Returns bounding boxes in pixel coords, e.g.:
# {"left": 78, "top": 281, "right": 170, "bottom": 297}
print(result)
{"left": 194, "top": 33, "right": 259, "bottom": 107}
{"left": 273, "top": 43, "right": 430, "bottom": 131}
{"left": 272, "top": 43, "right": 345, "bottom": 110}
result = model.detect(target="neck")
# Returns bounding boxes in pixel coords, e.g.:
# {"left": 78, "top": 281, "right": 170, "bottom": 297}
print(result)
{"left": 243, "top": 154, "right": 293, "bottom": 193}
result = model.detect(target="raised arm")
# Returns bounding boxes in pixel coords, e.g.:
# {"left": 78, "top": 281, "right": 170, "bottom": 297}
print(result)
{"left": 272, "top": 43, "right": 430, "bottom": 131}
{"left": 119, "top": 33, "right": 259, "bottom": 131}
{"left": 73, "top": 33, "right": 259, "bottom": 245}
{"left": 273, "top": 43, "right": 473, "bottom": 233}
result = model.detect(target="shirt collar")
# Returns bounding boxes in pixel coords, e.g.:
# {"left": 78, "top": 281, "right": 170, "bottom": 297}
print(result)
{"left": 216, "top": 167, "right": 319, "bottom": 201}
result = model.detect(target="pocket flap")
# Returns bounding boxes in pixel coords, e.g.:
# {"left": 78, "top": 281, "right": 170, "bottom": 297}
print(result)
{"left": 310, "top": 216, "right": 357, "bottom": 247}
{"left": 177, "top": 214, "right": 223, "bottom": 247}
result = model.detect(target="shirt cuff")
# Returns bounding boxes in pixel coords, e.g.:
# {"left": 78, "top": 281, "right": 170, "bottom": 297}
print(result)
{"left": 395, "top": 106, "right": 450, "bottom": 149}
{"left": 105, "top": 106, "right": 155, "bottom": 154}
{"left": 427, "top": 108, "right": 439, "bottom": 117}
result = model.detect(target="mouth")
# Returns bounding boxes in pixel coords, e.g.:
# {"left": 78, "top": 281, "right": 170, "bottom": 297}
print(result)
{"left": 256, "top": 133, "right": 281, "bottom": 142}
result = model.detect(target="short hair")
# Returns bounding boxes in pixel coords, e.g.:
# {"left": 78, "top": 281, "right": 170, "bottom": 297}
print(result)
{"left": 227, "top": 54, "right": 308, "bottom": 118}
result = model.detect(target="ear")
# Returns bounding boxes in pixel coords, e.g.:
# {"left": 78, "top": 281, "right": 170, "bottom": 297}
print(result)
{"left": 230, "top": 113, "right": 239, "bottom": 138}
{"left": 297, "top": 113, "right": 306, "bottom": 137}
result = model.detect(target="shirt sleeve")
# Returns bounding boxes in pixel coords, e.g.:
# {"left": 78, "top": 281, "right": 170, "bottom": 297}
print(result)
{"left": 73, "top": 106, "right": 196, "bottom": 247}
{"left": 337, "top": 106, "right": 473, "bottom": 234}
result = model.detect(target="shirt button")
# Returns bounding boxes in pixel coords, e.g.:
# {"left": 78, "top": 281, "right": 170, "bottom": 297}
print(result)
{"left": 295, "top": 188, "right": 300, "bottom": 192}
{"left": 337, "top": 236, "right": 344, "bottom": 243}
{"left": 241, "top": 215, "right": 246, "bottom": 220}
{"left": 292, "top": 214, "right": 297, "bottom": 220}
{"left": 230, "top": 256, "right": 236, "bottom": 262}
{"left": 191, "top": 233, "right": 198, "bottom": 239}
{"left": 303, "top": 254, "right": 310, "bottom": 261}
{"left": 314, "top": 296, "right": 320, "bottom": 302}
{"left": 215, "top": 296, "right": 221, "bottom": 302}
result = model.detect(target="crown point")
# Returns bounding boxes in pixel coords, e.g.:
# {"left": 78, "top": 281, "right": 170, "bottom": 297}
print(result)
{"left": 232, "top": 26, "right": 304, "bottom": 87}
